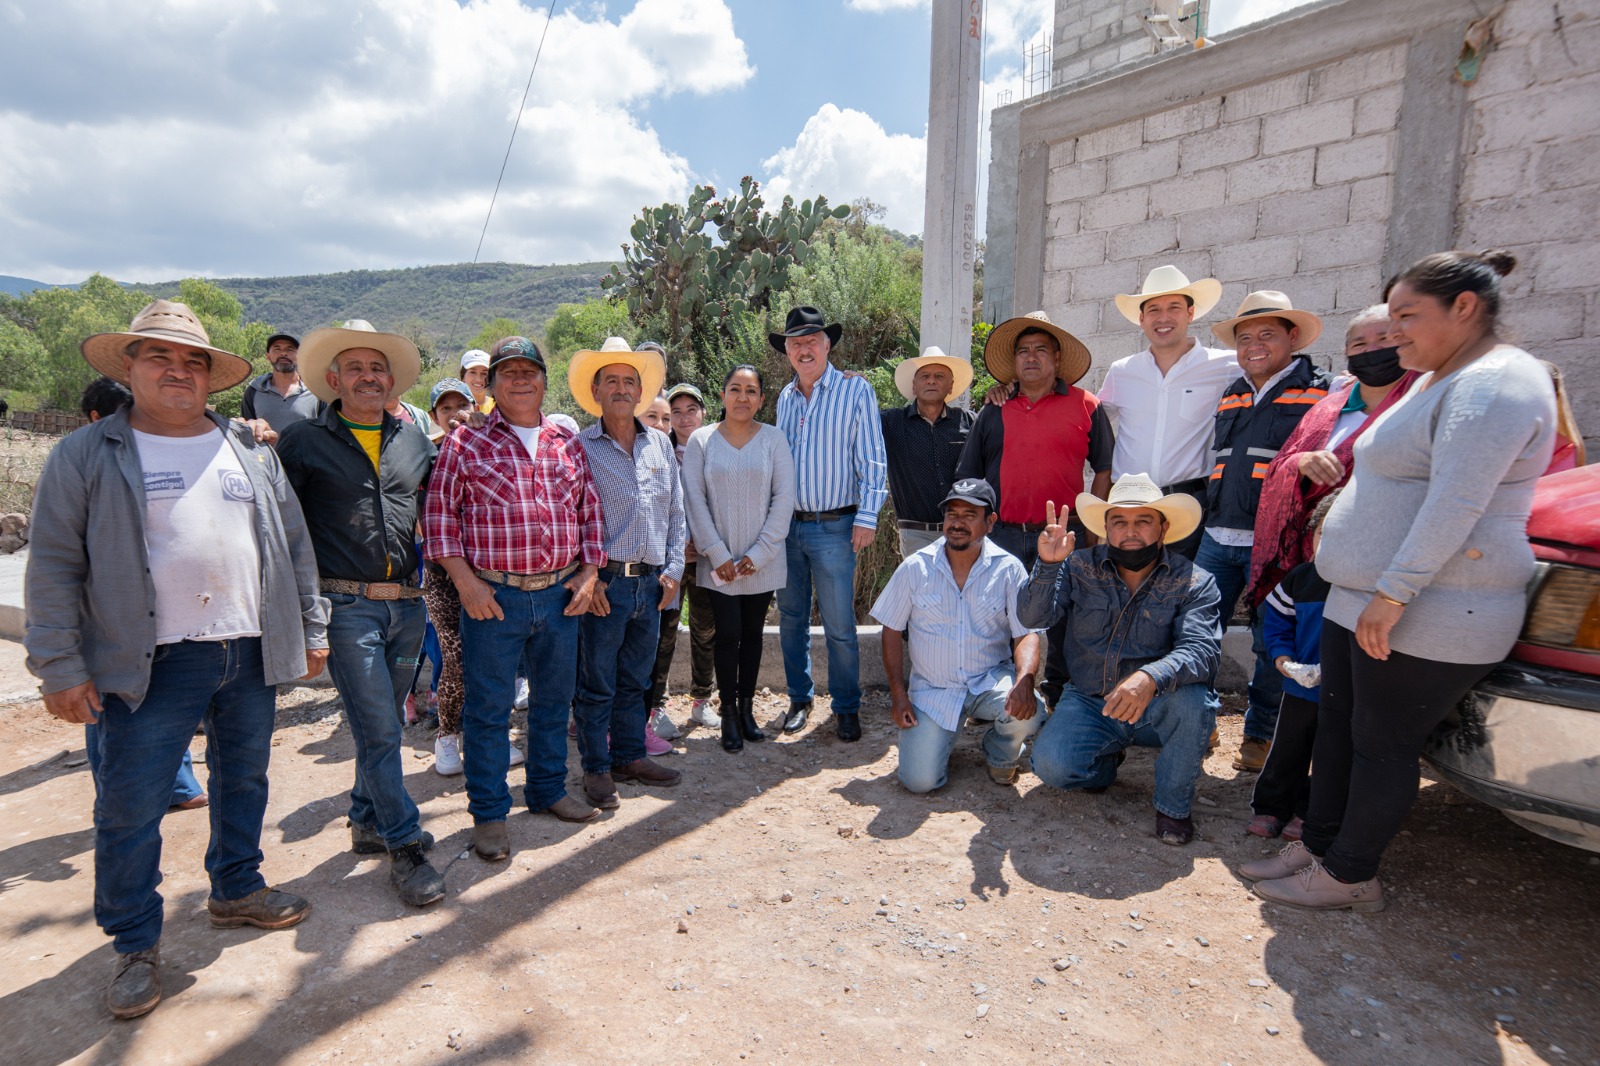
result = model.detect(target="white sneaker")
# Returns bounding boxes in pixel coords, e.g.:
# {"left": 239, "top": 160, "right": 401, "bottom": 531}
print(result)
{"left": 508, "top": 742, "right": 526, "bottom": 767}
{"left": 650, "top": 708, "right": 683, "bottom": 740}
{"left": 514, "top": 677, "right": 530, "bottom": 710}
{"left": 690, "top": 697, "right": 721, "bottom": 728}
{"left": 433, "top": 733, "right": 463, "bottom": 776}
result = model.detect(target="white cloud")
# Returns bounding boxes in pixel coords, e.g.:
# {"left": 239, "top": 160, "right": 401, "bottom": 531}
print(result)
{"left": 0, "top": 0, "right": 754, "bottom": 281}
{"left": 762, "top": 104, "right": 927, "bottom": 234}
{"left": 844, "top": 0, "right": 926, "bottom": 11}
{"left": 1208, "top": 0, "right": 1315, "bottom": 35}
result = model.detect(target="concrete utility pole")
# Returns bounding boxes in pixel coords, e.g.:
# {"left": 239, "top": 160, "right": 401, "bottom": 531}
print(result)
{"left": 920, "top": 0, "right": 983, "bottom": 383}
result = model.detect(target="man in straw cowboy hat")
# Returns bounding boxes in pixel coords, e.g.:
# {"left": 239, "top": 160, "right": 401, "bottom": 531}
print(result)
{"left": 771, "top": 306, "right": 888, "bottom": 742}
{"left": 424, "top": 336, "right": 606, "bottom": 859}
{"left": 1097, "top": 266, "right": 1239, "bottom": 560}
{"left": 25, "top": 300, "right": 328, "bottom": 1018}
{"left": 276, "top": 320, "right": 448, "bottom": 908}
{"left": 570, "top": 337, "right": 687, "bottom": 808}
{"left": 1018, "top": 474, "right": 1222, "bottom": 846}
{"left": 1196, "top": 292, "right": 1332, "bottom": 773}
{"left": 957, "top": 309, "right": 1114, "bottom": 707}
{"left": 880, "top": 345, "right": 976, "bottom": 557}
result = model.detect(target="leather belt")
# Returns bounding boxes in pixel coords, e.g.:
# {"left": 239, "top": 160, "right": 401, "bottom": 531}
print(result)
{"left": 996, "top": 520, "right": 1050, "bottom": 534}
{"left": 321, "top": 578, "right": 424, "bottom": 601}
{"left": 475, "top": 562, "right": 579, "bottom": 591}
{"left": 603, "top": 560, "right": 658, "bottom": 577}
{"left": 1161, "top": 478, "right": 1208, "bottom": 497}
{"left": 896, "top": 519, "right": 943, "bottom": 532}
{"left": 794, "top": 505, "right": 858, "bottom": 523}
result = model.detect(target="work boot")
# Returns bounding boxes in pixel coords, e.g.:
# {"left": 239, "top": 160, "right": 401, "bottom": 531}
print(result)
{"left": 390, "top": 842, "right": 446, "bottom": 907}
{"left": 612, "top": 757, "right": 682, "bottom": 787}
{"left": 207, "top": 887, "right": 310, "bottom": 930}
{"left": 584, "top": 771, "right": 621, "bottom": 810}
{"left": 1156, "top": 813, "right": 1194, "bottom": 846}
{"left": 473, "top": 819, "right": 511, "bottom": 860}
{"left": 1233, "top": 736, "right": 1270, "bottom": 771}
{"left": 350, "top": 822, "right": 435, "bottom": 856}
{"left": 1238, "top": 840, "right": 1316, "bottom": 883}
{"left": 988, "top": 764, "right": 1019, "bottom": 786}
{"left": 1252, "top": 858, "right": 1385, "bottom": 912}
{"left": 107, "top": 946, "right": 162, "bottom": 1020}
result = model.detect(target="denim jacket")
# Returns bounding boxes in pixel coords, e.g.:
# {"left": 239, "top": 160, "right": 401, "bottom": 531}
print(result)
{"left": 1016, "top": 545, "right": 1221, "bottom": 697}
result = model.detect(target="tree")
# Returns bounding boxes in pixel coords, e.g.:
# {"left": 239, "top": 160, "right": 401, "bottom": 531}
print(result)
{"left": 543, "top": 299, "right": 632, "bottom": 360}
{"left": 463, "top": 317, "right": 523, "bottom": 360}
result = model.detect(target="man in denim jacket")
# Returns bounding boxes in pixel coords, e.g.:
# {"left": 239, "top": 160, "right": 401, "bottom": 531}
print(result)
{"left": 1017, "top": 474, "right": 1221, "bottom": 846}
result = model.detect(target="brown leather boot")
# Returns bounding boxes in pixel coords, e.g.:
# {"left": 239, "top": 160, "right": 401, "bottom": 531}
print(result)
{"left": 612, "top": 757, "right": 682, "bottom": 787}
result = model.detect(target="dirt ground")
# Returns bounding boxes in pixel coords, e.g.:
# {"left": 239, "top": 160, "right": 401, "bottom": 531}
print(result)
{"left": 1, "top": 640, "right": 1596, "bottom": 1066}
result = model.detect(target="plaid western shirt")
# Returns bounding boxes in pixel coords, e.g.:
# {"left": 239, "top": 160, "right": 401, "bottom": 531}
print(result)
{"left": 423, "top": 410, "right": 607, "bottom": 574}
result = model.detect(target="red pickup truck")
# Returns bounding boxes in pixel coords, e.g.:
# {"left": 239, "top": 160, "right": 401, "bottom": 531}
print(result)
{"left": 1423, "top": 465, "right": 1600, "bottom": 851}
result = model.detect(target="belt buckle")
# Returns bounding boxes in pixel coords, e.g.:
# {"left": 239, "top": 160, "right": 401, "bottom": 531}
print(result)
{"left": 367, "top": 582, "right": 400, "bottom": 601}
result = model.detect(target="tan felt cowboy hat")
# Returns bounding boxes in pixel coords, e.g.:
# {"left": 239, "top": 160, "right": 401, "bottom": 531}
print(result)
{"left": 81, "top": 300, "right": 253, "bottom": 394}
{"left": 1075, "top": 472, "right": 1202, "bottom": 545}
{"left": 983, "top": 311, "right": 1092, "bottom": 386}
{"left": 1114, "top": 265, "right": 1224, "bottom": 326}
{"left": 1210, "top": 291, "right": 1323, "bottom": 352}
{"left": 894, "top": 345, "right": 975, "bottom": 403}
{"left": 298, "top": 319, "right": 422, "bottom": 403}
{"left": 568, "top": 336, "right": 667, "bottom": 417}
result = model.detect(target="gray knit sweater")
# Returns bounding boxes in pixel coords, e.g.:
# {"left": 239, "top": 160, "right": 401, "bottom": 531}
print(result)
{"left": 1317, "top": 345, "right": 1556, "bottom": 664}
{"left": 681, "top": 422, "right": 796, "bottom": 596}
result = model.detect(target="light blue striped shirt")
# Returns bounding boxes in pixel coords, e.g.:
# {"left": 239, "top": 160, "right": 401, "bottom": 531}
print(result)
{"left": 775, "top": 363, "right": 889, "bottom": 529}
{"left": 869, "top": 537, "right": 1037, "bottom": 730}
{"left": 578, "top": 420, "right": 686, "bottom": 581}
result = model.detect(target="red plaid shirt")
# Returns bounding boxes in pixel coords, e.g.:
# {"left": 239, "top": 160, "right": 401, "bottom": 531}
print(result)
{"left": 423, "top": 410, "right": 606, "bottom": 574}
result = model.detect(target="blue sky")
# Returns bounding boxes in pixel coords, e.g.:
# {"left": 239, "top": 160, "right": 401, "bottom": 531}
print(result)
{"left": 0, "top": 0, "right": 1300, "bottom": 283}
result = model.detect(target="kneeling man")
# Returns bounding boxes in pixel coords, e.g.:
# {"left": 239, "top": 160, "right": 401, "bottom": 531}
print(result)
{"left": 871, "top": 478, "right": 1046, "bottom": 793}
{"left": 1019, "top": 475, "right": 1221, "bottom": 845}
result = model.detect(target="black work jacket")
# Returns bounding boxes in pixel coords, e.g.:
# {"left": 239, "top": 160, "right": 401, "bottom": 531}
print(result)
{"left": 1205, "top": 357, "right": 1331, "bottom": 532}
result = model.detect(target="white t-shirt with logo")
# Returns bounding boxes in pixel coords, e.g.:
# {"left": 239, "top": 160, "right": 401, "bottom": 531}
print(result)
{"left": 134, "top": 428, "right": 263, "bottom": 644}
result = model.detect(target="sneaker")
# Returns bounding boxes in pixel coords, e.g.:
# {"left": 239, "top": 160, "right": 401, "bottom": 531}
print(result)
{"left": 390, "top": 842, "right": 446, "bottom": 907}
{"left": 1246, "top": 814, "right": 1285, "bottom": 838}
{"left": 1233, "top": 736, "right": 1271, "bottom": 772}
{"left": 434, "top": 733, "right": 464, "bottom": 776}
{"left": 1281, "top": 816, "right": 1305, "bottom": 842}
{"left": 1252, "top": 858, "right": 1385, "bottom": 912}
{"left": 514, "top": 677, "right": 530, "bottom": 710}
{"left": 350, "top": 823, "right": 435, "bottom": 856}
{"left": 207, "top": 887, "right": 310, "bottom": 930}
{"left": 108, "top": 946, "right": 161, "bottom": 1020}
{"left": 650, "top": 708, "right": 683, "bottom": 740}
{"left": 644, "top": 728, "right": 673, "bottom": 757}
{"left": 404, "top": 692, "right": 419, "bottom": 724}
{"left": 427, "top": 689, "right": 439, "bottom": 715}
{"left": 690, "top": 697, "right": 721, "bottom": 728}
{"left": 1238, "top": 840, "right": 1315, "bottom": 883}
{"left": 508, "top": 741, "right": 526, "bottom": 768}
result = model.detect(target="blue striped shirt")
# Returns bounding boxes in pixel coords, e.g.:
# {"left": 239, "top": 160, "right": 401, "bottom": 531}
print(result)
{"left": 578, "top": 420, "right": 686, "bottom": 581}
{"left": 775, "top": 363, "right": 889, "bottom": 529}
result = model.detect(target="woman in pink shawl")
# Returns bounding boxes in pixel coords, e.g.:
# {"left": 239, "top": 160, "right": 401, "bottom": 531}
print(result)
{"left": 1249, "top": 306, "right": 1420, "bottom": 610}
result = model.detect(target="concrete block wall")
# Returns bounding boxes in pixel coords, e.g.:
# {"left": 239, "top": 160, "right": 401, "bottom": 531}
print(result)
{"left": 1053, "top": 0, "right": 1157, "bottom": 86}
{"left": 1040, "top": 43, "right": 1408, "bottom": 387}
{"left": 1456, "top": 0, "right": 1600, "bottom": 450}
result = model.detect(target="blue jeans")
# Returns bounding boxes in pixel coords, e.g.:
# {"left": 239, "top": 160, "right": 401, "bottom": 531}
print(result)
{"left": 94, "top": 638, "right": 276, "bottom": 953}
{"left": 459, "top": 580, "right": 580, "bottom": 820}
{"left": 777, "top": 515, "right": 861, "bottom": 714}
{"left": 86, "top": 723, "right": 203, "bottom": 806}
{"left": 1193, "top": 531, "right": 1282, "bottom": 741}
{"left": 324, "top": 593, "right": 426, "bottom": 849}
{"left": 1030, "top": 681, "right": 1218, "bottom": 818}
{"left": 897, "top": 671, "right": 1047, "bottom": 794}
{"left": 575, "top": 570, "right": 661, "bottom": 773}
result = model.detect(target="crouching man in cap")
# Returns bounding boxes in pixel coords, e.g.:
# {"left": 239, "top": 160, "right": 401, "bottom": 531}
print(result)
{"left": 277, "top": 320, "right": 445, "bottom": 907}
{"left": 871, "top": 478, "right": 1047, "bottom": 792}
{"left": 1019, "top": 475, "right": 1221, "bottom": 846}
{"left": 25, "top": 300, "right": 328, "bottom": 1019}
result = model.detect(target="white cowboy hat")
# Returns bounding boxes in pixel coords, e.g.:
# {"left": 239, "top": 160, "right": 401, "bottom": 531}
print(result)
{"left": 298, "top": 319, "right": 422, "bottom": 403}
{"left": 983, "top": 311, "right": 1092, "bottom": 386}
{"left": 1210, "top": 291, "right": 1323, "bottom": 352}
{"left": 1114, "top": 265, "right": 1224, "bottom": 325}
{"left": 894, "top": 346, "right": 975, "bottom": 403}
{"left": 80, "top": 300, "right": 253, "bottom": 394}
{"left": 568, "top": 336, "right": 667, "bottom": 417}
{"left": 1074, "top": 472, "right": 1202, "bottom": 545}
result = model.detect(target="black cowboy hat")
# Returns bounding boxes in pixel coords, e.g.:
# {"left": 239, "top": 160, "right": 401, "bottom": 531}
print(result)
{"left": 768, "top": 306, "right": 843, "bottom": 353}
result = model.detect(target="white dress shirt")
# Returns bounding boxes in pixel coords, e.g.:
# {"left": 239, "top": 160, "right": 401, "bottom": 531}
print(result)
{"left": 1096, "top": 339, "right": 1238, "bottom": 486}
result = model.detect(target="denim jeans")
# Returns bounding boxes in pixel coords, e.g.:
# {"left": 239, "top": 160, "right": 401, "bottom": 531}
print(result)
{"left": 324, "top": 593, "right": 426, "bottom": 849}
{"left": 575, "top": 570, "right": 661, "bottom": 774}
{"left": 1030, "top": 681, "right": 1218, "bottom": 818}
{"left": 94, "top": 638, "right": 276, "bottom": 953}
{"left": 1193, "top": 531, "right": 1282, "bottom": 741}
{"left": 897, "top": 671, "right": 1047, "bottom": 794}
{"left": 86, "top": 723, "right": 203, "bottom": 806}
{"left": 459, "top": 580, "right": 580, "bottom": 820}
{"left": 777, "top": 515, "right": 861, "bottom": 714}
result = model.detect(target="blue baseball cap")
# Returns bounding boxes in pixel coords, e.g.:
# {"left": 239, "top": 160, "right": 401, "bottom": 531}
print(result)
{"left": 429, "top": 377, "right": 475, "bottom": 411}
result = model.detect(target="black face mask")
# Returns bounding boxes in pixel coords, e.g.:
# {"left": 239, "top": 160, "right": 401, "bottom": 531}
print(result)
{"left": 1107, "top": 540, "right": 1163, "bottom": 571}
{"left": 1346, "top": 345, "right": 1404, "bottom": 387}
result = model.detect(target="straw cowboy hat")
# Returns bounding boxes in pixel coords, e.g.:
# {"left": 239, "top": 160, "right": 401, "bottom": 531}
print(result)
{"left": 81, "top": 300, "right": 253, "bottom": 394}
{"left": 1074, "top": 472, "right": 1202, "bottom": 545}
{"left": 983, "top": 311, "right": 1092, "bottom": 386}
{"left": 1210, "top": 291, "right": 1323, "bottom": 352}
{"left": 768, "top": 306, "right": 843, "bottom": 353}
{"left": 1114, "top": 265, "right": 1224, "bottom": 326}
{"left": 298, "top": 319, "right": 422, "bottom": 403}
{"left": 568, "top": 336, "right": 667, "bottom": 417}
{"left": 894, "top": 345, "right": 975, "bottom": 403}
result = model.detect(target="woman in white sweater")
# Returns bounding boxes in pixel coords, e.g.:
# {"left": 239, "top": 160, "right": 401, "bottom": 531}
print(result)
{"left": 1242, "top": 250, "right": 1556, "bottom": 912}
{"left": 682, "top": 366, "right": 797, "bottom": 752}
